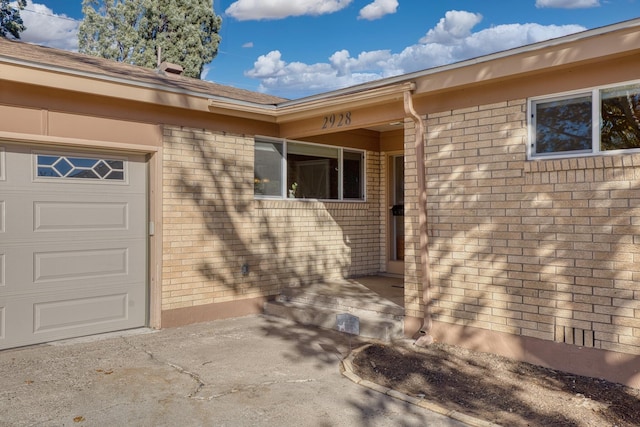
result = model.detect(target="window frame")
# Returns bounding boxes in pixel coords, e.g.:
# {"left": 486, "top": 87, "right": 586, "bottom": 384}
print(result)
{"left": 528, "top": 79, "right": 640, "bottom": 160}
{"left": 254, "top": 137, "right": 366, "bottom": 202}
{"left": 32, "top": 149, "right": 130, "bottom": 185}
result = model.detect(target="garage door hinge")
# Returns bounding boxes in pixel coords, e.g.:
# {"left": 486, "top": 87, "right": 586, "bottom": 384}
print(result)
{"left": 149, "top": 221, "right": 155, "bottom": 236}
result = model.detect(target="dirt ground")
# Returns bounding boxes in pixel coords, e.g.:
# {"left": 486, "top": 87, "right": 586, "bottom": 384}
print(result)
{"left": 352, "top": 342, "right": 640, "bottom": 427}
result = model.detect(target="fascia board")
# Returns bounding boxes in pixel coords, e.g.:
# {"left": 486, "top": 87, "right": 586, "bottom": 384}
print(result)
{"left": 206, "top": 82, "right": 414, "bottom": 124}
{"left": 0, "top": 59, "right": 214, "bottom": 111}
{"left": 273, "top": 82, "right": 415, "bottom": 123}
{"left": 411, "top": 24, "right": 640, "bottom": 95}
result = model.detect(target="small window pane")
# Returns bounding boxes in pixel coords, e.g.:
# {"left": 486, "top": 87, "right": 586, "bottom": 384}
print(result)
{"left": 37, "top": 166, "right": 59, "bottom": 177}
{"left": 535, "top": 96, "right": 592, "bottom": 155}
{"left": 54, "top": 158, "right": 74, "bottom": 176}
{"left": 67, "top": 169, "right": 99, "bottom": 179}
{"left": 36, "top": 155, "right": 125, "bottom": 181}
{"left": 287, "top": 142, "right": 338, "bottom": 199}
{"left": 68, "top": 157, "right": 98, "bottom": 168}
{"left": 343, "top": 150, "right": 363, "bottom": 199}
{"left": 38, "top": 155, "right": 58, "bottom": 166}
{"left": 94, "top": 160, "right": 112, "bottom": 178}
{"left": 107, "top": 160, "right": 124, "bottom": 169}
{"left": 254, "top": 141, "right": 283, "bottom": 197}
{"left": 601, "top": 84, "right": 640, "bottom": 151}
{"left": 106, "top": 171, "right": 124, "bottom": 180}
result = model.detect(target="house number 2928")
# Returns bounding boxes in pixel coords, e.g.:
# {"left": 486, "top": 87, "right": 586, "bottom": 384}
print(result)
{"left": 322, "top": 112, "right": 351, "bottom": 129}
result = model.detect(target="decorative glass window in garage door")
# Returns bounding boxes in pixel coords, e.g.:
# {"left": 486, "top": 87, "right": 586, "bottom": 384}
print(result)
{"left": 36, "top": 154, "right": 125, "bottom": 181}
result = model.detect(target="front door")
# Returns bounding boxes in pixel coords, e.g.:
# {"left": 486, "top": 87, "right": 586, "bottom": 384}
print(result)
{"left": 386, "top": 154, "right": 404, "bottom": 275}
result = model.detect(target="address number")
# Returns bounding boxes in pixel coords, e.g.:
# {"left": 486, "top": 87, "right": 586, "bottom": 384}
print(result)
{"left": 322, "top": 112, "right": 351, "bottom": 129}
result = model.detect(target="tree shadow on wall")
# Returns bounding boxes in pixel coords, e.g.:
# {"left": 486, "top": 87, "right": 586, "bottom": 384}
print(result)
{"left": 171, "top": 133, "right": 350, "bottom": 310}
{"left": 421, "top": 116, "right": 640, "bottom": 424}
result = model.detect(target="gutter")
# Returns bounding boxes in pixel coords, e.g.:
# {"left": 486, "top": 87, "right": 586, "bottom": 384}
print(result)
{"left": 403, "top": 86, "right": 433, "bottom": 346}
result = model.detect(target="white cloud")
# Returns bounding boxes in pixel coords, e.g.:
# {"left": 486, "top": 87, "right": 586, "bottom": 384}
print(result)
{"left": 535, "top": 0, "right": 600, "bottom": 8}
{"left": 16, "top": 1, "right": 79, "bottom": 51}
{"left": 358, "top": 0, "right": 399, "bottom": 21}
{"left": 242, "top": 42, "right": 254, "bottom": 48}
{"left": 329, "top": 49, "right": 392, "bottom": 76}
{"left": 244, "top": 10, "right": 587, "bottom": 97}
{"left": 419, "top": 10, "right": 483, "bottom": 44}
{"left": 201, "top": 64, "right": 212, "bottom": 80}
{"left": 225, "top": 0, "right": 353, "bottom": 21}
{"left": 245, "top": 50, "right": 288, "bottom": 77}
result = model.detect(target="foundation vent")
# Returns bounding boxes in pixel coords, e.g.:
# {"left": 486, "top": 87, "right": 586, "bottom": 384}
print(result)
{"left": 555, "top": 326, "right": 595, "bottom": 348}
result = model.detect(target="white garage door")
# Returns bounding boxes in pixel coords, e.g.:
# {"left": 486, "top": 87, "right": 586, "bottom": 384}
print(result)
{"left": 0, "top": 143, "right": 147, "bottom": 349}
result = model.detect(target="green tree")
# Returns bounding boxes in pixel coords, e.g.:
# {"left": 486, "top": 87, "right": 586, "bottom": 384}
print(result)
{"left": 78, "top": 0, "right": 222, "bottom": 79}
{"left": 1, "top": 0, "right": 26, "bottom": 39}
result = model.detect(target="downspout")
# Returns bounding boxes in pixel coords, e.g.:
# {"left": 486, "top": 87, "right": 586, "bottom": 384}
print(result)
{"left": 403, "top": 87, "right": 434, "bottom": 346}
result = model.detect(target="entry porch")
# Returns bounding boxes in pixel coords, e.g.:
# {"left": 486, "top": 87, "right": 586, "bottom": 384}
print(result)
{"left": 264, "top": 275, "right": 406, "bottom": 341}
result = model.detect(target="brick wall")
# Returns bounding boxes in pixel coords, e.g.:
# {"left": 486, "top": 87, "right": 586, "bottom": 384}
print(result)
{"left": 403, "top": 118, "right": 423, "bottom": 320}
{"left": 162, "top": 126, "right": 383, "bottom": 311}
{"left": 418, "top": 100, "right": 640, "bottom": 355}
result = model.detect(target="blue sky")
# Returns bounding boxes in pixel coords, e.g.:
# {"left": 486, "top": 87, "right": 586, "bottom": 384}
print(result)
{"left": 12, "top": 0, "right": 640, "bottom": 99}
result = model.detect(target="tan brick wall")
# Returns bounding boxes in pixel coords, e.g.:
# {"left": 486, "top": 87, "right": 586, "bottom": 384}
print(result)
{"left": 420, "top": 99, "right": 640, "bottom": 356}
{"left": 162, "top": 126, "right": 383, "bottom": 311}
{"left": 403, "top": 118, "right": 423, "bottom": 320}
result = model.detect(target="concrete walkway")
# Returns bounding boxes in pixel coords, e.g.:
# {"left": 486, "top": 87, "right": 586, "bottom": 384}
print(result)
{"left": 0, "top": 315, "right": 469, "bottom": 427}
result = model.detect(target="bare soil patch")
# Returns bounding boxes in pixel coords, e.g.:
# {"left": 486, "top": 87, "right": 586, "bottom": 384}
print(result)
{"left": 352, "top": 342, "right": 640, "bottom": 427}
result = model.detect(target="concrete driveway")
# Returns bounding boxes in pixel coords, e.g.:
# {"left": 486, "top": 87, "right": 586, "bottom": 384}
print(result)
{"left": 0, "top": 315, "right": 468, "bottom": 427}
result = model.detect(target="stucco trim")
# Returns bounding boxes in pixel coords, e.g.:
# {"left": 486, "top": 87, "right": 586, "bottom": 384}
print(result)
{"left": 160, "top": 297, "right": 271, "bottom": 328}
{"left": 0, "top": 131, "right": 160, "bottom": 153}
{"left": 405, "top": 316, "right": 640, "bottom": 388}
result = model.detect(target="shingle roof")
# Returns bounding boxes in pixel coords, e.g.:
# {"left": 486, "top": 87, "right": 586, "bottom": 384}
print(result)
{"left": 0, "top": 38, "right": 288, "bottom": 105}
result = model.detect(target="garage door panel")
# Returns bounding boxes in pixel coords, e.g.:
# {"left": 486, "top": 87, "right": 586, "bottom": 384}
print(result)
{"left": 34, "top": 292, "right": 130, "bottom": 334}
{"left": 0, "top": 285, "right": 145, "bottom": 348}
{"left": 35, "top": 247, "right": 129, "bottom": 283}
{"left": 1, "top": 240, "right": 145, "bottom": 295}
{"left": 0, "top": 200, "right": 5, "bottom": 233}
{"left": 34, "top": 201, "right": 129, "bottom": 232}
{"left": 0, "top": 253, "right": 4, "bottom": 287}
{"left": 1, "top": 194, "right": 145, "bottom": 241}
{"left": 2, "top": 144, "right": 144, "bottom": 183}
{"left": 30, "top": 196, "right": 146, "bottom": 238}
{"left": 0, "top": 306, "right": 4, "bottom": 340}
{"left": 0, "top": 195, "right": 33, "bottom": 239}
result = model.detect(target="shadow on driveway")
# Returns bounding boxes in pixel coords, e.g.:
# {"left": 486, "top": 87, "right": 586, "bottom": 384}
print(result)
{"left": 0, "top": 315, "right": 468, "bottom": 427}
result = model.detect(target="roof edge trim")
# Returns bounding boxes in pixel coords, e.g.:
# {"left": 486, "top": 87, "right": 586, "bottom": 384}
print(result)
{"left": 0, "top": 130, "right": 159, "bottom": 153}
{"left": 207, "top": 82, "right": 415, "bottom": 121}
{"left": 0, "top": 54, "right": 279, "bottom": 110}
